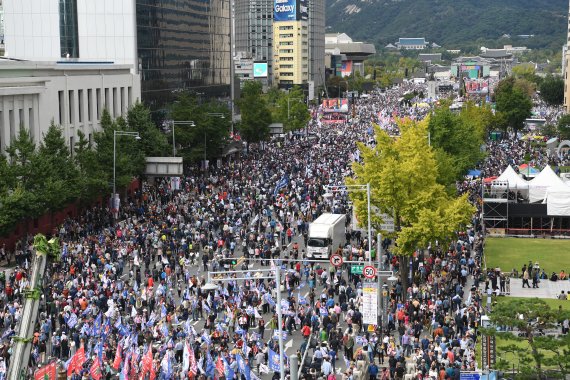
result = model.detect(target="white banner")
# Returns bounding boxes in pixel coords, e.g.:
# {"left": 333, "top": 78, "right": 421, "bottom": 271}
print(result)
{"left": 361, "top": 282, "right": 378, "bottom": 325}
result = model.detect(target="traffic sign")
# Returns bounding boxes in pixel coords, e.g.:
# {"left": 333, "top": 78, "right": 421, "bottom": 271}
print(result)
{"left": 330, "top": 254, "right": 343, "bottom": 267}
{"left": 351, "top": 265, "right": 364, "bottom": 275}
{"left": 363, "top": 265, "right": 377, "bottom": 279}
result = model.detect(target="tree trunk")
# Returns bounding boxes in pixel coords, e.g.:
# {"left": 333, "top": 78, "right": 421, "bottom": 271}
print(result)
{"left": 399, "top": 255, "right": 411, "bottom": 299}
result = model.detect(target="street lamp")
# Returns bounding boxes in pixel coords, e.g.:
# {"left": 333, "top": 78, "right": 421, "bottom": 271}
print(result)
{"left": 113, "top": 130, "right": 141, "bottom": 215}
{"left": 287, "top": 98, "right": 304, "bottom": 119}
{"left": 168, "top": 120, "right": 195, "bottom": 157}
{"left": 323, "top": 183, "right": 372, "bottom": 265}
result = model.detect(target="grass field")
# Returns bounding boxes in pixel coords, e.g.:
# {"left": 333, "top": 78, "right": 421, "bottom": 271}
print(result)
{"left": 485, "top": 237, "right": 570, "bottom": 275}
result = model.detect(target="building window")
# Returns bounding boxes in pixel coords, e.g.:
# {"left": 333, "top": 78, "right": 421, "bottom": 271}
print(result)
{"left": 68, "top": 90, "right": 75, "bottom": 124}
{"left": 29, "top": 108, "right": 34, "bottom": 140}
{"left": 96, "top": 88, "right": 101, "bottom": 119}
{"left": 9, "top": 110, "right": 14, "bottom": 140}
{"left": 69, "top": 136, "right": 74, "bottom": 156}
{"left": 113, "top": 87, "right": 118, "bottom": 116}
{"left": 87, "top": 89, "right": 92, "bottom": 122}
{"left": 78, "top": 89, "right": 83, "bottom": 123}
{"left": 120, "top": 87, "right": 125, "bottom": 115}
{"left": 58, "top": 90, "right": 64, "bottom": 124}
{"left": 59, "top": 0, "right": 79, "bottom": 58}
{"left": 104, "top": 88, "right": 110, "bottom": 112}
{"left": 128, "top": 87, "right": 132, "bottom": 105}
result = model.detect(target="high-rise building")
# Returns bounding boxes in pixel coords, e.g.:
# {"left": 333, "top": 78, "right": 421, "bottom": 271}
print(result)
{"left": 562, "top": 0, "right": 570, "bottom": 112}
{"left": 3, "top": 0, "right": 231, "bottom": 109}
{"left": 235, "top": 0, "right": 274, "bottom": 82}
{"left": 307, "top": 0, "right": 324, "bottom": 89}
{"left": 272, "top": 0, "right": 309, "bottom": 88}
{"left": 235, "top": 0, "right": 323, "bottom": 90}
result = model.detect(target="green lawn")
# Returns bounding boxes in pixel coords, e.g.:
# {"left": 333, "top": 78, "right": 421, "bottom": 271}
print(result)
{"left": 485, "top": 237, "right": 570, "bottom": 275}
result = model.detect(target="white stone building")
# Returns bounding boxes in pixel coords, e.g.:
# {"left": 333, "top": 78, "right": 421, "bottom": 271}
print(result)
{"left": 0, "top": 60, "right": 140, "bottom": 153}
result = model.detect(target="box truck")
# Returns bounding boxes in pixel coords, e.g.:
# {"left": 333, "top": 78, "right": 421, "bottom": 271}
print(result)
{"left": 306, "top": 213, "right": 346, "bottom": 259}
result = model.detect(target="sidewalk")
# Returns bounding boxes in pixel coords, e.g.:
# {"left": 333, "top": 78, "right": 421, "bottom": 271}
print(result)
{"left": 508, "top": 278, "right": 570, "bottom": 299}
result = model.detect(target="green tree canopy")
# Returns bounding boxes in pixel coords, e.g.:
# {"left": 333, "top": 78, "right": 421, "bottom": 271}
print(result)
{"left": 495, "top": 77, "right": 533, "bottom": 133}
{"left": 539, "top": 75, "right": 564, "bottom": 106}
{"left": 273, "top": 86, "right": 310, "bottom": 132}
{"left": 170, "top": 93, "right": 231, "bottom": 162}
{"left": 483, "top": 298, "right": 570, "bottom": 378}
{"left": 347, "top": 118, "right": 474, "bottom": 290}
{"left": 236, "top": 81, "right": 272, "bottom": 146}
{"left": 428, "top": 102, "right": 489, "bottom": 184}
{"left": 558, "top": 114, "right": 570, "bottom": 141}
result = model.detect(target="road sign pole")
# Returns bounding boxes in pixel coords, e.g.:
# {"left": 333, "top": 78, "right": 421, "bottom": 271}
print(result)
{"left": 275, "top": 265, "right": 286, "bottom": 380}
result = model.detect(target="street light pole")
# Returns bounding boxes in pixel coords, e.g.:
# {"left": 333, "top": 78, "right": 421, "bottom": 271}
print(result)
{"left": 324, "top": 184, "right": 372, "bottom": 265}
{"left": 113, "top": 130, "right": 140, "bottom": 215}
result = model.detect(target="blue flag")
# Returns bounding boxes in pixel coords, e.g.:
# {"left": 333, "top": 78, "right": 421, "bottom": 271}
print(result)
{"left": 202, "top": 331, "right": 212, "bottom": 345}
{"left": 161, "top": 304, "right": 168, "bottom": 318}
{"left": 273, "top": 174, "right": 290, "bottom": 196}
{"left": 205, "top": 351, "right": 215, "bottom": 378}
{"left": 268, "top": 349, "right": 281, "bottom": 372}
{"left": 66, "top": 313, "right": 78, "bottom": 329}
{"left": 222, "top": 355, "right": 235, "bottom": 380}
{"left": 92, "top": 313, "right": 102, "bottom": 336}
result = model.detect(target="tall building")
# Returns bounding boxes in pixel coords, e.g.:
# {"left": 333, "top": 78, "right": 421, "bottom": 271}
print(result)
{"left": 272, "top": 0, "right": 308, "bottom": 87}
{"left": 3, "top": 0, "right": 231, "bottom": 109}
{"left": 235, "top": 0, "right": 274, "bottom": 82}
{"left": 307, "top": 0, "right": 325, "bottom": 89}
{"left": 235, "top": 0, "right": 323, "bottom": 90}
{"left": 562, "top": 0, "right": 570, "bottom": 112}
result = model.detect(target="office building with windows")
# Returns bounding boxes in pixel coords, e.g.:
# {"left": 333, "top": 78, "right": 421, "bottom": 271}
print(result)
{"left": 0, "top": 60, "right": 140, "bottom": 154}
{"left": 3, "top": 0, "right": 231, "bottom": 109}
{"left": 236, "top": 0, "right": 323, "bottom": 89}
{"left": 235, "top": 0, "right": 274, "bottom": 82}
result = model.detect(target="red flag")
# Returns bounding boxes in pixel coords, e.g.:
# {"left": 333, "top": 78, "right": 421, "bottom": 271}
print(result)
{"left": 66, "top": 345, "right": 85, "bottom": 377}
{"left": 66, "top": 355, "right": 76, "bottom": 377}
{"left": 149, "top": 359, "right": 157, "bottom": 380}
{"left": 35, "top": 361, "right": 57, "bottom": 380}
{"left": 141, "top": 347, "right": 154, "bottom": 375}
{"left": 189, "top": 345, "right": 197, "bottom": 375}
{"left": 90, "top": 357, "right": 102, "bottom": 380}
{"left": 75, "top": 346, "right": 86, "bottom": 369}
{"left": 216, "top": 356, "right": 225, "bottom": 376}
{"left": 113, "top": 342, "right": 123, "bottom": 370}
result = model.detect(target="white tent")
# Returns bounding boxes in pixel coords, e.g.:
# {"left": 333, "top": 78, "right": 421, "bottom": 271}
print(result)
{"left": 493, "top": 165, "right": 529, "bottom": 190}
{"left": 528, "top": 166, "right": 564, "bottom": 203}
{"left": 544, "top": 183, "right": 570, "bottom": 216}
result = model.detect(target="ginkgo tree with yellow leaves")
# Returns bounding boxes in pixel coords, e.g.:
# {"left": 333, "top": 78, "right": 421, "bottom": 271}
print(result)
{"left": 346, "top": 117, "right": 475, "bottom": 291}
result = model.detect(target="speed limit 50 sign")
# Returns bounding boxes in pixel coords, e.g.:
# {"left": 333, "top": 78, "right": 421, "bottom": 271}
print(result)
{"left": 363, "top": 265, "right": 377, "bottom": 279}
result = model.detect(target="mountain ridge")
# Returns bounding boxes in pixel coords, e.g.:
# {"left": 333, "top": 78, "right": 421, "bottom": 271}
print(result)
{"left": 325, "top": 0, "right": 567, "bottom": 51}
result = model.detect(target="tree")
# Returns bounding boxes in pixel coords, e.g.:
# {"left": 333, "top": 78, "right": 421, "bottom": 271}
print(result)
{"left": 170, "top": 93, "right": 231, "bottom": 162}
{"left": 74, "top": 130, "right": 107, "bottom": 201}
{"left": 558, "top": 114, "right": 570, "bottom": 140}
{"left": 274, "top": 86, "right": 310, "bottom": 132}
{"left": 236, "top": 81, "right": 272, "bottom": 148}
{"left": 347, "top": 118, "right": 474, "bottom": 291}
{"left": 539, "top": 75, "right": 564, "bottom": 106}
{"left": 428, "top": 102, "right": 489, "bottom": 184}
{"left": 126, "top": 101, "right": 169, "bottom": 157}
{"left": 92, "top": 110, "right": 146, "bottom": 194}
{"left": 482, "top": 298, "right": 570, "bottom": 379}
{"left": 495, "top": 77, "right": 533, "bottom": 133}
{"left": 36, "top": 122, "right": 80, "bottom": 214}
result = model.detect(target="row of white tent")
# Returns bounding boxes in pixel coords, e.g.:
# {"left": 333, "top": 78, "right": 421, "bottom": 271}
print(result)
{"left": 492, "top": 165, "right": 570, "bottom": 216}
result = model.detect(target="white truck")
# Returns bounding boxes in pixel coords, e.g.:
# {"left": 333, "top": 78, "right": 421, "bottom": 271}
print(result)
{"left": 306, "top": 213, "right": 346, "bottom": 259}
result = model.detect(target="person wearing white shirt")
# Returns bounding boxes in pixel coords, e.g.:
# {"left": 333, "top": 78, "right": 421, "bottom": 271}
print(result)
{"left": 321, "top": 357, "right": 333, "bottom": 376}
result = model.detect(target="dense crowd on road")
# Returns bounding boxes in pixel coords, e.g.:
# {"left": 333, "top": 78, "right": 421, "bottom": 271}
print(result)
{"left": 0, "top": 83, "right": 487, "bottom": 380}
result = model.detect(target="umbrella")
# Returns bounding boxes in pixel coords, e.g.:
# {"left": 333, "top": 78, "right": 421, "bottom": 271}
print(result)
{"left": 518, "top": 164, "right": 539, "bottom": 176}
{"left": 483, "top": 176, "right": 497, "bottom": 184}
{"left": 467, "top": 169, "right": 481, "bottom": 178}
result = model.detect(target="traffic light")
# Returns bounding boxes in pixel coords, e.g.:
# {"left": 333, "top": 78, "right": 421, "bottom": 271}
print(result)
{"left": 231, "top": 259, "right": 237, "bottom": 266}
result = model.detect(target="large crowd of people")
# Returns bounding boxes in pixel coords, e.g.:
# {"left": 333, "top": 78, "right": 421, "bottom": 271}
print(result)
{"left": 0, "top": 83, "right": 485, "bottom": 380}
